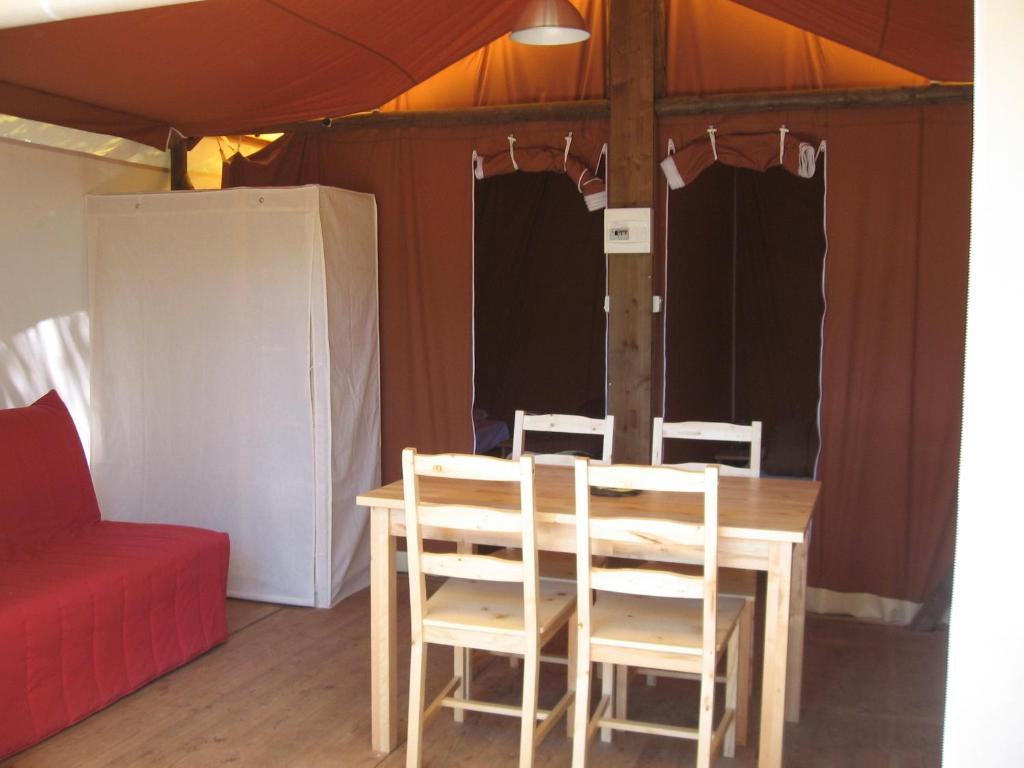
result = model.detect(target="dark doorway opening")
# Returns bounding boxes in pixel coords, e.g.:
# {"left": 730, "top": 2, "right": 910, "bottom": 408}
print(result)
{"left": 664, "top": 161, "right": 826, "bottom": 477}
{"left": 473, "top": 170, "right": 606, "bottom": 454}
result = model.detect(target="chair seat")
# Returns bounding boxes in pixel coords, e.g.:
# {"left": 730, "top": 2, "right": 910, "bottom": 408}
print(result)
{"left": 424, "top": 577, "right": 575, "bottom": 638}
{"left": 590, "top": 591, "right": 746, "bottom": 656}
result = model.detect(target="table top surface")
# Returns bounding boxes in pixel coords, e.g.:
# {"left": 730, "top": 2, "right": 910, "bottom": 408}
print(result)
{"left": 358, "top": 464, "right": 820, "bottom": 544}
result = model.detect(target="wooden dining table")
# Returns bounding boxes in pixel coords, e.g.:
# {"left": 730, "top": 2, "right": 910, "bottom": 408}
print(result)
{"left": 357, "top": 464, "right": 820, "bottom": 768}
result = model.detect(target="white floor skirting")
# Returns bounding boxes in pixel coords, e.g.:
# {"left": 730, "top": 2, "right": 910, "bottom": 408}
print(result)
{"left": 807, "top": 586, "right": 922, "bottom": 625}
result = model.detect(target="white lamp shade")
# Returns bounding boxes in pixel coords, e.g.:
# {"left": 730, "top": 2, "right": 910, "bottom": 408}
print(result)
{"left": 509, "top": 0, "right": 590, "bottom": 46}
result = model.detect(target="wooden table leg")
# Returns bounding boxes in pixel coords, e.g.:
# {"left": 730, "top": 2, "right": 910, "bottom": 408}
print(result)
{"left": 785, "top": 537, "right": 809, "bottom": 723}
{"left": 370, "top": 506, "right": 398, "bottom": 755}
{"left": 759, "top": 541, "right": 793, "bottom": 768}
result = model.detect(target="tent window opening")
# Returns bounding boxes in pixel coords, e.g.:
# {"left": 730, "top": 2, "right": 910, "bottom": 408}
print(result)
{"left": 664, "top": 159, "right": 826, "bottom": 478}
{"left": 473, "top": 170, "right": 606, "bottom": 457}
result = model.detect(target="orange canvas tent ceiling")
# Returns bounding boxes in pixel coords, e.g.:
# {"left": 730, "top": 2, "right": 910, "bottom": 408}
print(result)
{"left": 0, "top": 0, "right": 970, "bottom": 149}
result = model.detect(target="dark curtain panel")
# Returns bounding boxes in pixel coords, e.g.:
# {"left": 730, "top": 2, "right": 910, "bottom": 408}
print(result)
{"left": 663, "top": 163, "right": 735, "bottom": 466}
{"left": 664, "top": 163, "right": 826, "bottom": 476}
{"left": 473, "top": 171, "right": 606, "bottom": 438}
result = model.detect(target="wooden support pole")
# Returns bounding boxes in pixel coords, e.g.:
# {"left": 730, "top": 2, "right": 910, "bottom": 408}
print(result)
{"left": 167, "top": 130, "right": 194, "bottom": 191}
{"left": 607, "top": 0, "right": 656, "bottom": 463}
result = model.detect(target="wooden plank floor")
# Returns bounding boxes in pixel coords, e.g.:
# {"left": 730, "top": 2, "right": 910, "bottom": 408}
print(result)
{"left": 2, "top": 585, "right": 947, "bottom": 767}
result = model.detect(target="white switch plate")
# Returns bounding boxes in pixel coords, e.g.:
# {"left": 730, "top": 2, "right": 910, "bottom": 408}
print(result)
{"left": 604, "top": 207, "right": 652, "bottom": 253}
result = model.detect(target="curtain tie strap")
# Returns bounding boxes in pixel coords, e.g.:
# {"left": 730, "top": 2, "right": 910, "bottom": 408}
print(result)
{"left": 779, "top": 125, "right": 790, "bottom": 164}
{"left": 707, "top": 126, "right": 718, "bottom": 160}
{"left": 507, "top": 134, "right": 518, "bottom": 171}
{"left": 563, "top": 131, "right": 573, "bottom": 170}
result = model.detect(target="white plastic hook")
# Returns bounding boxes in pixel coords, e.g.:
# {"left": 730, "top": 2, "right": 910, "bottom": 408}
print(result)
{"left": 779, "top": 125, "right": 790, "bottom": 165}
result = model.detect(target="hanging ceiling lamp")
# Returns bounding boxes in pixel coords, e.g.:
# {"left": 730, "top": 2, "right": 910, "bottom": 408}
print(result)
{"left": 509, "top": 0, "right": 590, "bottom": 46}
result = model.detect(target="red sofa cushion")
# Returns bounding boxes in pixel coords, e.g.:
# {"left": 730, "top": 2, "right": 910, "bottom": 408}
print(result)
{"left": 0, "top": 392, "right": 230, "bottom": 759}
{"left": 0, "top": 391, "right": 100, "bottom": 554}
{"left": 0, "top": 521, "right": 229, "bottom": 758}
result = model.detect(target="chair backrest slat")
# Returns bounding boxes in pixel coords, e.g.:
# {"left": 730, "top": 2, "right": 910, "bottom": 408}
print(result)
{"left": 416, "top": 504, "right": 524, "bottom": 533}
{"left": 586, "top": 515, "right": 706, "bottom": 548}
{"left": 415, "top": 452, "right": 523, "bottom": 482}
{"left": 590, "top": 566, "right": 704, "bottom": 599}
{"left": 652, "top": 417, "right": 762, "bottom": 477}
{"left": 588, "top": 462, "right": 706, "bottom": 494}
{"left": 421, "top": 552, "right": 523, "bottom": 582}
{"left": 512, "top": 410, "right": 615, "bottom": 465}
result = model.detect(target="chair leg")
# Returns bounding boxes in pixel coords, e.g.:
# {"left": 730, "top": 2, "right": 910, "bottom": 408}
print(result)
{"left": 600, "top": 663, "right": 613, "bottom": 743}
{"left": 725, "top": 625, "right": 740, "bottom": 758}
{"left": 736, "top": 599, "right": 753, "bottom": 747}
{"left": 696, "top": 665, "right": 715, "bottom": 768}
{"left": 453, "top": 646, "right": 471, "bottom": 723}
{"left": 567, "top": 614, "right": 577, "bottom": 737}
{"left": 615, "top": 665, "right": 628, "bottom": 721}
{"left": 571, "top": 649, "right": 591, "bottom": 768}
{"left": 406, "top": 638, "right": 427, "bottom": 768}
{"left": 519, "top": 643, "right": 540, "bottom": 768}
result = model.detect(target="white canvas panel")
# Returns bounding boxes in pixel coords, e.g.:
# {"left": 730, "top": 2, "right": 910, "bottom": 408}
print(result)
{"left": 88, "top": 188, "right": 324, "bottom": 605}
{"left": 319, "top": 186, "right": 379, "bottom": 605}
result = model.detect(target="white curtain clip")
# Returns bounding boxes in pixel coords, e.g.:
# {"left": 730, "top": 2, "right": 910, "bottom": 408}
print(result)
{"left": 507, "top": 134, "right": 518, "bottom": 171}
{"left": 563, "top": 131, "right": 573, "bottom": 169}
{"left": 707, "top": 126, "right": 718, "bottom": 161}
{"left": 667, "top": 138, "right": 677, "bottom": 155}
{"left": 779, "top": 125, "right": 790, "bottom": 164}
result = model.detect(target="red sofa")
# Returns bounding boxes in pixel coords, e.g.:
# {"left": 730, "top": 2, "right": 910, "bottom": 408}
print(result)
{"left": 0, "top": 391, "right": 229, "bottom": 759}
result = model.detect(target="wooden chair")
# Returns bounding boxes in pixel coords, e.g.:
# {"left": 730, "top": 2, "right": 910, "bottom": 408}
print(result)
{"left": 571, "top": 459, "right": 748, "bottom": 768}
{"left": 512, "top": 410, "right": 615, "bottom": 467}
{"left": 652, "top": 417, "right": 762, "bottom": 477}
{"left": 506, "top": 409, "right": 615, "bottom": 582}
{"left": 499, "top": 411, "right": 616, "bottom": 670}
{"left": 645, "top": 417, "right": 761, "bottom": 745}
{"left": 402, "top": 448, "right": 577, "bottom": 768}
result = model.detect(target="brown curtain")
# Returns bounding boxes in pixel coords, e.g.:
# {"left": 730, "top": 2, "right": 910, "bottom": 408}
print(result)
{"left": 474, "top": 142, "right": 607, "bottom": 210}
{"left": 659, "top": 104, "right": 970, "bottom": 603}
{"left": 222, "top": 122, "right": 608, "bottom": 483}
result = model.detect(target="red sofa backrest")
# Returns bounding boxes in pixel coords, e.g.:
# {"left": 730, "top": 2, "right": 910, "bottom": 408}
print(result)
{"left": 0, "top": 390, "right": 101, "bottom": 553}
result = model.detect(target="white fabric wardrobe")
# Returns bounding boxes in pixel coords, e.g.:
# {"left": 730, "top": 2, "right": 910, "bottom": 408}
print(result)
{"left": 87, "top": 185, "right": 380, "bottom": 607}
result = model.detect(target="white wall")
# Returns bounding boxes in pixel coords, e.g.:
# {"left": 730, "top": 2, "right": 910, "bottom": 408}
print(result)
{"left": 0, "top": 136, "right": 168, "bottom": 443}
{"left": 943, "top": 2, "right": 1024, "bottom": 766}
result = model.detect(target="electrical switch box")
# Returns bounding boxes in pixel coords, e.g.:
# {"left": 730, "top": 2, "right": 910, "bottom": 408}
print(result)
{"left": 604, "top": 207, "right": 652, "bottom": 253}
